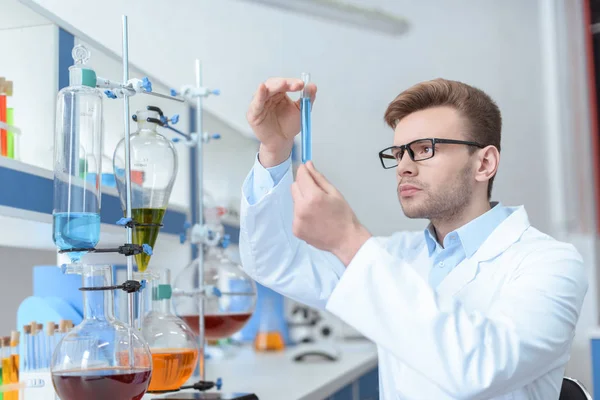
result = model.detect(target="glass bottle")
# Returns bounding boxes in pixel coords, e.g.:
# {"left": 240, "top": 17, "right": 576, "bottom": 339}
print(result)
{"left": 113, "top": 106, "right": 178, "bottom": 272}
{"left": 173, "top": 239, "right": 257, "bottom": 341}
{"left": 53, "top": 45, "right": 103, "bottom": 263}
{"left": 51, "top": 265, "right": 152, "bottom": 400}
{"left": 140, "top": 269, "right": 198, "bottom": 392}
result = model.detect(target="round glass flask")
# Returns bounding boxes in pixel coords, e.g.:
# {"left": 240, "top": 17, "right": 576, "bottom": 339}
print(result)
{"left": 173, "top": 239, "right": 257, "bottom": 340}
{"left": 52, "top": 45, "right": 103, "bottom": 263}
{"left": 51, "top": 265, "right": 152, "bottom": 400}
{"left": 137, "top": 269, "right": 199, "bottom": 392}
{"left": 113, "top": 106, "right": 178, "bottom": 272}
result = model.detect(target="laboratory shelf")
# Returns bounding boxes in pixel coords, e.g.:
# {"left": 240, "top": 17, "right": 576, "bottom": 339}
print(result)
{"left": 0, "top": 156, "right": 189, "bottom": 250}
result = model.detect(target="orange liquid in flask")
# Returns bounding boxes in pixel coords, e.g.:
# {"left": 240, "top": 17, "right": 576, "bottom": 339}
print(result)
{"left": 148, "top": 348, "right": 198, "bottom": 392}
{"left": 254, "top": 331, "right": 285, "bottom": 352}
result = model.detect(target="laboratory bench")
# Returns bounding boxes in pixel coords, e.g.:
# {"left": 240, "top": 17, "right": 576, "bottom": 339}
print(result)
{"left": 144, "top": 341, "right": 379, "bottom": 400}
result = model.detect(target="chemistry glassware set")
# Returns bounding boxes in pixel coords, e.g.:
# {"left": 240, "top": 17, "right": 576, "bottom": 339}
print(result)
{"left": 1, "top": 14, "right": 313, "bottom": 400}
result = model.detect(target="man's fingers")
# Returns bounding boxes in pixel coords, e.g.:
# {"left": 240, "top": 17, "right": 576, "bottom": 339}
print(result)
{"left": 264, "top": 77, "right": 304, "bottom": 96}
{"left": 291, "top": 181, "right": 303, "bottom": 202}
{"left": 306, "top": 83, "right": 318, "bottom": 105}
{"left": 248, "top": 83, "right": 268, "bottom": 119}
{"left": 305, "top": 161, "right": 333, "bottom": 194}
{"left": 296, "top": 164, "right": 323, "bottom": 197}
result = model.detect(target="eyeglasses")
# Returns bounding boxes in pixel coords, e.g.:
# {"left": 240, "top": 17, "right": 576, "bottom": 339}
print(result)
{"left": 378, "top": 138, "right": 486, "bottom": 169}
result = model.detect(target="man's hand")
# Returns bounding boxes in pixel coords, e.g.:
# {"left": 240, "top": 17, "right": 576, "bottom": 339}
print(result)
{"left": 247, "top": 77, "right": 317, "bottom": 167}
{"left": 291, "top": 161, "right": 372, "bottom": 266}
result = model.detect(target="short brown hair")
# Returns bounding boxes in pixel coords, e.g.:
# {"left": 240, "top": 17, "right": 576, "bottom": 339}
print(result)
{"left": 384, "top": 78, "right": 501, "bottom": 199}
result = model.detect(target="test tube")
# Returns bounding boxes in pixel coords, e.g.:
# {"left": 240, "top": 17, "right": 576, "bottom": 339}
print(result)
{"left": 29, "top": 322, "right": 37, "bottom": 371}
{"left": 300, "top": 72, "right": 312, "bottom": 164}
{"left": 2, "top": 337, "right": 16, "bottom": 400}
{"left": 36, "top": 324, "right": 44, "bottom": 369}
{"left": 2, "top": 337, "right": 11, "bottom": 393}
{"left": 0, "top": 336, "right": 4, "bottom": 400}
{"left": 10, "top": 331, "right": 19, "bottom": 385}
{"left": 22, "top": 325, "right": 30, "bottom": 373}
{"left": 45, "top": 324, "right": 54, "bottom": 371}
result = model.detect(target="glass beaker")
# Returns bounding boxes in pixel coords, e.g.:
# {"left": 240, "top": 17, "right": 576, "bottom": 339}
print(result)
{"left": 53, "top": 45, "right": 103, "bottom": 263}
{"left": 254, "top": 297, "right": 286, "bottom": 352}
{"left": 51, "top": 265, "right": 152, "bottom": 400}
{"left": 140, "top": 269, "right": 198, "bottom": 392}
{"left": 173, "top": 244, "right": 257, "bottom": 341}
{"left": 113, "top": 106, "right": 178, "bottom": 272}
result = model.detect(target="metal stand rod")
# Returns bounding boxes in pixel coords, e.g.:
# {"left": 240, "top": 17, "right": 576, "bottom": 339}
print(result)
{"left": 122, "top": 15, "right": 136, "bottom": 367}
{"left": 195, "top": 59, "right": 206, "bottom": 381}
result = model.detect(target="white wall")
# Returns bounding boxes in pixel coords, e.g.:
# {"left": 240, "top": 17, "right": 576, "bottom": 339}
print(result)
{"left": 0, "top": 22, "right": 57, "bottom": 168}
{"left": 26, "top": 0, "right": 555, "bottom": 236}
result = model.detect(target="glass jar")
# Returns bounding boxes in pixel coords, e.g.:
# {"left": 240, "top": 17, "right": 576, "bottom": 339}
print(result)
{"left": 51, "top": 265, "right": 152, "bottom": 400}
{"left": 53, "top": 45, "right": 103, "bottom": 263}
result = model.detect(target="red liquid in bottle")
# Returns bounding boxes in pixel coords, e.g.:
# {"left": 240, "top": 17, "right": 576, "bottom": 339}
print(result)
{"left": 181, "top": 313, "right": 252, "bottom": 339}
{"left": 52, "top": 368, "right": 152, "bottom": 400}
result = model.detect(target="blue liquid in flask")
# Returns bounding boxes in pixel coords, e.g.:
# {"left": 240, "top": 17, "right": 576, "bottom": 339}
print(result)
{"left": 301, "top": 97, "right": 312, "bottom": 163}
{"left": 53, "top": 212, "right": 101, "bottom": 262}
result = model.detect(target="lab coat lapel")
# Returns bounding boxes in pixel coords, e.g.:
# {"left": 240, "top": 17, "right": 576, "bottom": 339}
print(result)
{"left": 435, "top": 206, "right": 531, "bottom": 298}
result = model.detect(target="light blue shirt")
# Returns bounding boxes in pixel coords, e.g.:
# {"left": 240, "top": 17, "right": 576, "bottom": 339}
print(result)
{"left": 425, "top": 202, "right": 514, "bottom": 288}
{"left": 246, "top": 153, "right": 292, "bottom": 205}
{"left": 245, "top": 153, "right": 514, "bottom": 289}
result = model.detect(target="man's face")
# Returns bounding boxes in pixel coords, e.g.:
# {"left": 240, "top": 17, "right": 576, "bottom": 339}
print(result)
{"left": 394, "top": 106, "right": 476, "bottom": 221}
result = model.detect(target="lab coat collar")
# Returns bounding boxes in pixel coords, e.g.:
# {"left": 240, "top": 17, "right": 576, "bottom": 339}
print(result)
{"left": 434, "top": 205, "right": 530, "bottom": 297}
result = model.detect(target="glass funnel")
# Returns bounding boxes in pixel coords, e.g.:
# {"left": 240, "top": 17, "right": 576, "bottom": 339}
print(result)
{"left": 53, "top": 45, "right": 103, "bottom": 263}
{"left": 51, "top": 265, "right": 152, "bottom": 400}
{"left": 113, "top": 106, "right": 178, "bottom": 272}
{"left": 137, "top": 269, "right": 198, "bottom": 392}
{"left": 173, "top": 242, "right": 257, "bottom": 340}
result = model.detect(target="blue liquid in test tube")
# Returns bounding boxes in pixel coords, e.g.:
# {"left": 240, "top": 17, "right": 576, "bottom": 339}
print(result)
{"left": 301, "top": 72, "right": 312, "bottom": 163}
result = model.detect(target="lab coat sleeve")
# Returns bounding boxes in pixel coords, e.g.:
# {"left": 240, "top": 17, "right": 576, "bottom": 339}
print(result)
{"left": 246, "top": 153, "right": 292, "bottom": 205}
{"left": 239, "top": 160, "right": 346, "bottom": 310}
{"left": 325, "top": 237, "right": 588, "bottom": 398}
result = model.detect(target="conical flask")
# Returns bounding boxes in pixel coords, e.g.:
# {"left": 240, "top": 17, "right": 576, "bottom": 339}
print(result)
{"left": 113, "top": 106, "right": 178, "bottom": 271}
{"left": 137, "top": 269, "right": 198, "bottom": 392}
{"left": 51, "top": 264, "right": 152, "bottom": 400}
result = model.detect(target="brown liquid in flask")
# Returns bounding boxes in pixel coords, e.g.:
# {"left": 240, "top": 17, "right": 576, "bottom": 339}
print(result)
{"left": 181, "top": 313, "right": 253, "bottom": 339}
{"left": 52, "top": 368, "right": 152, "bottom": 400}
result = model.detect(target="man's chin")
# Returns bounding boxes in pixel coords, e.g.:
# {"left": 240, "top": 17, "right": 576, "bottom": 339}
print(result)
{"left": 399, "top": 198, "right": 428, "bottom": 219}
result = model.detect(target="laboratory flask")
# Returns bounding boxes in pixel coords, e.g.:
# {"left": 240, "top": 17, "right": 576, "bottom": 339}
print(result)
{"left": 138, "top": 269, "right": 198, "bottom": 392}
{"left": 113, "top": 106, "right": 178, "bottom": 272}
{"left": 52, "top": 45, "right": 103, "bottom": 262}
{"left": 173, "top": 241, "right": 257, "bottom": 340}
{"left": 51, "top": 264, "right": 152, "bottom": 400}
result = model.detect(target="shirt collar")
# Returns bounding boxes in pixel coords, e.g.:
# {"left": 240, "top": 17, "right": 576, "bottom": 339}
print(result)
{"left": 423, "top": 202, "right": 514, "bottom": 257}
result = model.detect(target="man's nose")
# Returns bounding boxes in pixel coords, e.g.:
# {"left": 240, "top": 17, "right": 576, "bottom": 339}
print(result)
{"left": 397, "top": 152, "right": 417, "bottom": 177}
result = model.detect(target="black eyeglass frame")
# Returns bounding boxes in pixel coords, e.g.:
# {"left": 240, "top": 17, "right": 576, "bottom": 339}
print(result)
{"left": 378, "top": 138, "right": 487, "bottom": 169}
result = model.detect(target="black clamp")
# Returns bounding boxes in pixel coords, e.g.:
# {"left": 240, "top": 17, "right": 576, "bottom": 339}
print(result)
{"left": 59, "top": 243, "right": 152, "bottom": 256}
{"left": 181, "top": 378, "right": 223, "bottom": 392}
{"left": 79, "top": 279, "right": 145, "bottom": 294}
{"left": 116, "top": 217, "right": 163, "bottom": 229}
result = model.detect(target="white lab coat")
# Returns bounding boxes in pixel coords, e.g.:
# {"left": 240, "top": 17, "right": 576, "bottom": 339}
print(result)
{"left": 239, "top": 166, "right": 588, "bottom": 399}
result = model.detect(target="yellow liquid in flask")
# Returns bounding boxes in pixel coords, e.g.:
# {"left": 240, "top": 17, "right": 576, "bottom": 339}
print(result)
{"left": 130, "top": 208, "right": 165, "bottom": 272}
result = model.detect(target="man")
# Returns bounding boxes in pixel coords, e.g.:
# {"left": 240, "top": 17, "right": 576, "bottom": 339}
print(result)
{"left": 239, "top": 77, "right": 588, "bottom": 399}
